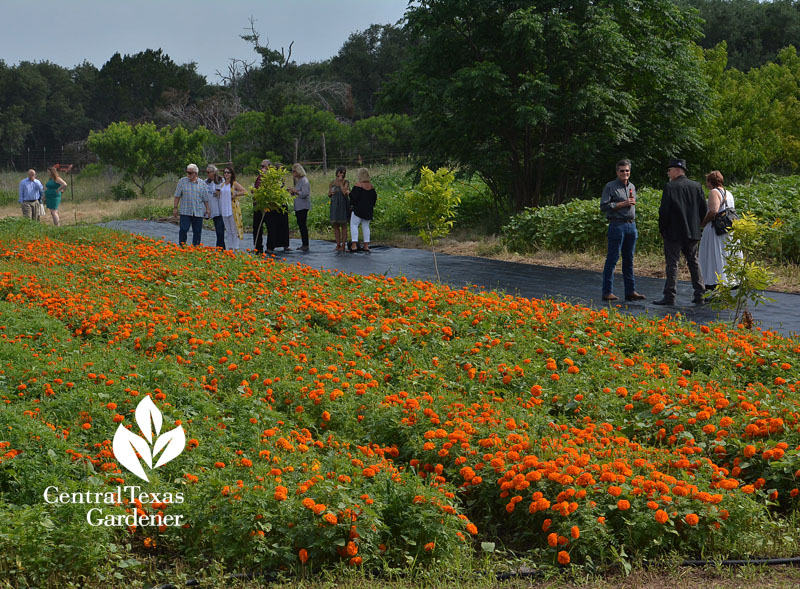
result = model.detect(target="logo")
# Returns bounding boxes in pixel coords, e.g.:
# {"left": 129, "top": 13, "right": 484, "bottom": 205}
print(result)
{"left": 113, "top": 396, "right": 185, "bottom": 482}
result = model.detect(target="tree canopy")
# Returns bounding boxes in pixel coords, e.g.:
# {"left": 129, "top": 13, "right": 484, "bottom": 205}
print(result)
{"left": 685, "top": 0, "right": 800, "bottom": 72}
{"left": 391, "top": 0, "right": 709, "bottom": 210}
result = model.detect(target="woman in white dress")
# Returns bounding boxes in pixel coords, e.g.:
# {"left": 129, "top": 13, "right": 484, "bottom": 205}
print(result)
{"left": 698, "top": 170, "right": 742, "bottom": 291}
{"left": 220, "top": 166, "right": 247, "bottom": 251}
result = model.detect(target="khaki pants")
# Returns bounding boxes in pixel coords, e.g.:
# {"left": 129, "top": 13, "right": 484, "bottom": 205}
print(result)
{"left": 21, "top": 201, "right": 41, "bottom": 221}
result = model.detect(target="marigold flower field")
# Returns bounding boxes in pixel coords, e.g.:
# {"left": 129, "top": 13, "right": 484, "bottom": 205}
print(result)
{"left": 1, "top": 221, "right": 799, "bottom": 582}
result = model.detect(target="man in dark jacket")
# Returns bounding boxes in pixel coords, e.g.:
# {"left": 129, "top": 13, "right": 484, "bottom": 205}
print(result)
{"left": 654, "top": 158, "right": 707, "bottom": 305}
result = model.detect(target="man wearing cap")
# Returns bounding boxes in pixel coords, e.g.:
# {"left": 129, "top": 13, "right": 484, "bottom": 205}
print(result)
{"left": 600, "top": 159, "right": 645, "bottom": 302}
{"left": 173, "top": 163, "right": 211, "bottom": 246}
{"left": 654, "top": 158, "right": 707, "bottom": 305}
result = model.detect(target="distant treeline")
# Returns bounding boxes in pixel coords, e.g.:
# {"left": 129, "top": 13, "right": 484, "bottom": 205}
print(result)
{"left": 1, "top": 2, "right": 799, "bottom": 210}
{"left": 0, "top": 23, "right": 412, "bottom": 167}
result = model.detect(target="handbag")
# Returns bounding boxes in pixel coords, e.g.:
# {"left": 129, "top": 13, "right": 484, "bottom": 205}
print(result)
{"left": 712, "top": 189, "right": 738, "bottom": 235}
{"left": 38, "top": 200, "right": 47, "bottom": 217}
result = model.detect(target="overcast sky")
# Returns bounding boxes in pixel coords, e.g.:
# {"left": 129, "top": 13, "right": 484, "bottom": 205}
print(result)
{"left": 2, "top": 0, "right": 411, "bottom": 82}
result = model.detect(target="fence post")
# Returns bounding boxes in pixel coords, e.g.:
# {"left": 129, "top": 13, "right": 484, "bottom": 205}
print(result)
{"left": 294, "top": 138, "right": 299, "bottom": 164}
{"left": 321, "top": 133, "right": 327, "bottom": 173}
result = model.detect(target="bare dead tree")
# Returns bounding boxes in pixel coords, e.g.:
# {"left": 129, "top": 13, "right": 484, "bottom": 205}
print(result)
{"left": 157, "top": 90, "right": 247, "bottom": 136}
{"left": 294, "top": 79, "right": 352, "bottom": 113}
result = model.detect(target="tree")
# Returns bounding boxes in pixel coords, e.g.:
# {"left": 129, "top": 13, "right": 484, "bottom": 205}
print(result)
{"left": 87, "top": 122, "right": 210, "bottom": 196}
{"left": 92, "top": 49, "right": 209, "bottom": 126}
{"left": 684, "top": 0, "right": 800, "bottom": 71}
{"left": 707, "top": 213, "right": 775, "bottom": 328}
{"left": 330, "top": 24, "right": 413, "bottom": 118}
{"left": 270, "top": 105, "right": 343, "bottom": 163}
{"left": 390, "top": 0, "right": 710, "bottom": 211}
{"left": 695, "top": 44, "right": 800, "bottom": 179}
{"left": 404, "top": 167, "right": 460, "bottom": 282}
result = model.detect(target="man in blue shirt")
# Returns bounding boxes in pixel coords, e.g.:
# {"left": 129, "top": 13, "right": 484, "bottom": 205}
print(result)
{"left": 19, "top": 169, "right": 44, "bottom": 221}
{"left": 599, "top": 159, "right": 645, "bottom": 302}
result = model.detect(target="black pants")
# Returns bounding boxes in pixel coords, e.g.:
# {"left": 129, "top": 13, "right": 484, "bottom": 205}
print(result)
{"left": 253, "top": 210, "right": 267, "bottom": 253}
{"left": 212, "top": 215, "right": 225, "bottom": 249}
{"left": 295, "top": 209, "right": 309, "bottom": 247}
{"left": 663, "top": 238, "right": 704, "bottom": 300}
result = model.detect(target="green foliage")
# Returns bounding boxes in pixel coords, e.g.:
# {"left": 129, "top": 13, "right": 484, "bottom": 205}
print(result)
{"left": 503, "top": 187, "right": 663, "bottom": 255}
{"left": 504, "top": 177, "right": 800, "bottom": 263}
{"left": 404, "top": 167, "right": 459, "bottom": 244}
{"left": 87, "top": 122, "right": 211, "bottom": 196}
{"left": 707, "top": 213, "right": 776, "bottom": 327}
{"left": 404, "top": 167, "right": 459, "bottom": 281}
{"left": 684, "top": 0, "right": 800, "bottom": 72}
{"left": 330, "top": 23, "right": 414, "bottom": 118}
{"left": 109, "top": 183, "right": 137, "bottom": 201}
{"left": 251, "top": 167, "right": 293, "bottom": 212}
{"left": 224, "top": 111, "right": 272, "bottom": 172}
{"left": 698, "top": 44, "right": 800, "bottom": 180}
{"left": 390, "top": 0, "right": 709, "bottom": 210}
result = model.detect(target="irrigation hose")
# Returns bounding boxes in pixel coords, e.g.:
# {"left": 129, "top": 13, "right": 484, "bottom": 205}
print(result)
{"left": 150, "top": 557, "right": 800, "bottom": 588}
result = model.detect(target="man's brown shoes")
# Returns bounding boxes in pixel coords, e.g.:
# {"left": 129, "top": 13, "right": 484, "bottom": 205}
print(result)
{"left": 625, "top": 292, "right": 646, "bottom": 301}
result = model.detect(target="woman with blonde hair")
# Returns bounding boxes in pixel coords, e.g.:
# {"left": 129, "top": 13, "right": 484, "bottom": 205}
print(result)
{"left": 348, "top": 167, "right": 377, "bottom": 252}
{"left": 44, "top": 166, "right": 67, "bottom": 226}
{"left": 288, "top": 163, "right": 311, "bottom": 250}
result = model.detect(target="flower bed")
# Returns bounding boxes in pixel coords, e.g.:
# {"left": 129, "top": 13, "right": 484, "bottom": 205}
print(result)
{"left": 0, "top": 220, "right": 798, "bottom": 583}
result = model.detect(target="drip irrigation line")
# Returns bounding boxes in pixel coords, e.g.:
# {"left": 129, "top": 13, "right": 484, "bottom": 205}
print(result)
{"left": 681, "top": 556, "right": 800, "bottom": 567}
{"left": 150, "top": 556, "right": 800, "bottom": 588}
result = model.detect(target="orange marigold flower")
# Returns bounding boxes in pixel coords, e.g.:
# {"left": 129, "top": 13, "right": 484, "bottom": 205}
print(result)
{"left": 547, "top": 533, "right": 558, "bottom": 547}
{"left": 346, "top": 541, "right": 358, "bottom": 556}
{"left": 299, "top": 549, "right": 308, "bottom": 564}
{"left": 240, "top": 458, "right": 253, "bottom": 467}
{"left": 685, "top": 513, "right": 699, "bottom": 526}
{"left": 424, "top": 542, "right": 435, "bottom": 552}
{"left": 323, "top": 513, "right": 338, "bottom": 525}
{"left": 570, "top": 526, "right": 580, "bottom": 539}
{"left": 557, "top": 550, "right": 570, "bottom": 565}
{"left": 617, "top": 499, "right": 630, "bottom": 511}
{"left": 466, "top": 523, "right": 478, "bottom": 535}
{"left": 655, "top": 510, "right": 669, "bottom": 524}
{"left": 214, "top": 461, "right": 226, "bottom": 468}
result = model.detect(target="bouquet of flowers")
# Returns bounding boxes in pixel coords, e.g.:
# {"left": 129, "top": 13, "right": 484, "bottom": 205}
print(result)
{"left": 251, "top": 167, "right": 293, "bottom": 212}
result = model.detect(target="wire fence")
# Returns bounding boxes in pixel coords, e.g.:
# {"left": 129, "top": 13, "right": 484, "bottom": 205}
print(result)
{"left": 5, "top": 145, "right": 97, "bottom": 173}
{"left": 4, "top": 147, "right": 420, "bottom": 175}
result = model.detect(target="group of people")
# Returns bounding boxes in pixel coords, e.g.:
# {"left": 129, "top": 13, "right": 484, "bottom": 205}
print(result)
{"left": 18, "top": 167, "right": 67, "bottom": 226}
{"left": 327, "top": 165, "right": 378, "bottom": 252}
{"left": 172, "top": 159, "right": 377, "bottom": 254}
{"left": 601, "top": 157, "right": 741, "bottom": 306}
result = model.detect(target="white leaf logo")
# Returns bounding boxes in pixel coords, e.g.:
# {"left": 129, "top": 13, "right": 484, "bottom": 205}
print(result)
{"left": 112, "top": 396, "right": 185, "bottom": 482}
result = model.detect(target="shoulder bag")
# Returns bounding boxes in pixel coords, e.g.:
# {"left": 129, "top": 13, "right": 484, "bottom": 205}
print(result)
{"left": 711, "top": 189, "right": 738, "bottom": 235}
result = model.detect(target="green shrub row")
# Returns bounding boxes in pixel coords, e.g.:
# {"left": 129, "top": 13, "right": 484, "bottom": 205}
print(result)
{"left": 503, "top": 176, "right": 800, "bottom": 263}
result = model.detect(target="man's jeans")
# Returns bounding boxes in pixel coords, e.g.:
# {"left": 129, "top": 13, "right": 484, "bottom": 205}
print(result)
{"left": 602, "top": 220, "right": 637, "bottom": 296}
{"left": 179, "top": 215, "right": 204, "bottom": 246}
